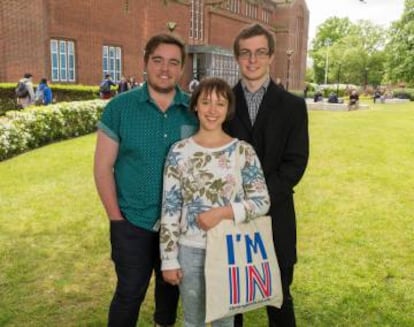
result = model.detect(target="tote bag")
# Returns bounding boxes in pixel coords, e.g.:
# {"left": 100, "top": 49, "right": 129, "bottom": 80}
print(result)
{"left": 204, "top": 216, "right": 283, "bottom": 322}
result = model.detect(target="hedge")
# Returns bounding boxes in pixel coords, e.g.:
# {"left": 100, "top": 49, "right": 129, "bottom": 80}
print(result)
{"left": 0, "top": 99, "right": 106, "bottom": 161}
{"left": 0, "top": 83, "right": 102, "bottom": 116}
{"left": 392, "top": 88, "right": 414, "bottom": 101}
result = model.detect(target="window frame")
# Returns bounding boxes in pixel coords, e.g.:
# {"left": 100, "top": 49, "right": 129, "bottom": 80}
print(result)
{"left": 102, "top": 45, "right": 122, "bottom": 82}
{"left": 50, "top": 39, "right": 76, "bottom": 82}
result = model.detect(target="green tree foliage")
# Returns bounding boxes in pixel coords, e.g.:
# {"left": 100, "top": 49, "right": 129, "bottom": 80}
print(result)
{"left": 310, "top": 17, "right": 386, "bottom": 86}
{"left": 384, "top": 0, "right": 414, "bottom": 86}
{"left": 311, "top": 17, "right": 354, "bottom": 51}
{"left": 305, "top": 67, "right": 314, "bottom": 83}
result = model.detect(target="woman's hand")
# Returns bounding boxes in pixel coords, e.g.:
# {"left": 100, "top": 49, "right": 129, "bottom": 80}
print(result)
{"left": 197, "top": 208, "right": 223, "bottom": 231}
{"left": 162, "top": 269, "right": 183, "bottom": 286}
{"left": 197, "top": 206, "right": 234, "bottom": 231}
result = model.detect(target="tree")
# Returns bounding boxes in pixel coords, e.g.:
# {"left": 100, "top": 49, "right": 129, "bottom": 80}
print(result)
{"left": 305, "top": 67, "right": 315, "bottom": 83}
{"left": 311, "top": 17, "right": 353, "bottom": 51}
{"left": 309, "top": 17, "right": 354, "bottom": 84}
{"left": 310, "top": 17, "right": 386, "bottom": 86}
{"left": 384, "top": 0, "right": 414, "bottom": 86}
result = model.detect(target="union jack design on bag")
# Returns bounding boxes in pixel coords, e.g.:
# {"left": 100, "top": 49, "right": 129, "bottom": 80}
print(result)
{"left": 205, "top": 217, "right": 283, "bottom": 323}
{"left": 226, "top": 232, "right": 273, "bottom": 307}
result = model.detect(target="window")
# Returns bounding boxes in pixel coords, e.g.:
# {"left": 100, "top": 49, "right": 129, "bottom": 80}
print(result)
{"left": 190, "top": 0, "right": 203, "bottom": 40}
{"left": 103, "top": 46, "right": 122, "bottom": 82}
{"left": 50, "top": 39, "right": 76, "bottom": 82}
{"left": 245, "top": 3, "right": 258, "bottom": 19}
{"left": 262, "top": 8, "right": 272, "bottom": 24}
{"left": 228, "top": 0, "right": 241, "bottom": 14}
{"left": 200, "top": 53, "right": 239, "bottom": 87}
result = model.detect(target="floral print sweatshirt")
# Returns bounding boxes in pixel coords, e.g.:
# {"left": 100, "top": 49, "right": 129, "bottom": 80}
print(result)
{"left": 160, "top": 137, "right": 270, "bottom": 270}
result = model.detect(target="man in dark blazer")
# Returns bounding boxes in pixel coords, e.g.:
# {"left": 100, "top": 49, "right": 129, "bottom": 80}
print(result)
{"left": 225, "top": 24, "right": 309, "bottom": 327}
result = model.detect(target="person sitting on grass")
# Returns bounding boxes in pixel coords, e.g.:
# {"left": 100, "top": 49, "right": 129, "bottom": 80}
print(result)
{"left": 313, "top": 90, "right": 323, "bottom": 102}
{"left": 348, "top": 90, "right": 359, "bottom": 111}
{"left": 328, "top": 92, "right": 339, "bottom": 103}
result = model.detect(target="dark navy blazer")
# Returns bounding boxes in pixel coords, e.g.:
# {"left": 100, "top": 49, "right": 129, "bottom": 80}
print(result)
{"left": 225, "top": 80, "right": 309, "bottom": 266}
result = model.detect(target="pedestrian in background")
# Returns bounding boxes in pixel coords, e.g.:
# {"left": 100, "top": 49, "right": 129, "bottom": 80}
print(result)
{"left": 35, "top": 78, "right": 53, "bottom": 105}
{"left": 99, "top": 74, "right": 117, "bottom": 99}
{"left": 188, "top": 75, "right": 200, "bottom": 93}
{"left": 16, "top": 73, "right": 35, "bottom": 108}
{"left": 117, "top": 76, "right": 130, "bottom": 94}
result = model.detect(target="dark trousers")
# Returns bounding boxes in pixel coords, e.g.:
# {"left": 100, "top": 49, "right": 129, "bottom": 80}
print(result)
{"left": 234, "top": 265, "right": 296, "bottom": 327}
{"left": 108, "top": 220, "right": 179, "bottom": 327}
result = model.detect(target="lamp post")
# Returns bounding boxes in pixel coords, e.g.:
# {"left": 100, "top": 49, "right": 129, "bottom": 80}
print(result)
{"left": 364, "top": 67, "right": 369, "bottom": 90}
{"left": 336, "top": 63, "right": 341, "bottom": 96}
{"left": 324, "top": 39, "right": 331, "bottom": 85}
{"left": 286, "top": 49, "right": 294, "bottom": 91}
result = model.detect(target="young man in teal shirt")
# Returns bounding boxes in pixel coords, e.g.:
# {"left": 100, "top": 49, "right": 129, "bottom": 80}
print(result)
{"left": 94, "top": 33, "right": 197, "bottom": 327}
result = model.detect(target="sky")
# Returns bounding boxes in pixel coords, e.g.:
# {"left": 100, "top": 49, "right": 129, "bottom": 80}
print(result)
{"left": 305, "top": 0, "right": 406, "bottom": 45}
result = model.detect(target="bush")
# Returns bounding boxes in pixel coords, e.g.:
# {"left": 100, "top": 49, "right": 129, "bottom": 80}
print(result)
{"left": 289, "top": 89, "right": 306, "bottom": 97}
{"left": 0, "top": 99, "right": 106, "bottom": 161}
{"left": 393, "top": 88, "right": 414, "bottom": 101}
{"left": 0, "top": 83, "right": 101, "bottom": 116}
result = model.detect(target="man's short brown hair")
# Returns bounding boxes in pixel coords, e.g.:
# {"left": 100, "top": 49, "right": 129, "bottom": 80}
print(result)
{"left": 233, "top": 23, "right": 275, "bottom": 58}
{"left": 144, "top": 33, "right": 186, "bottom": 66}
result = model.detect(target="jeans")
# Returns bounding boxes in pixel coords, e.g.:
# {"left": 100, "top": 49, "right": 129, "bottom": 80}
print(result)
{"left": 179, "top": 245, "right": 234, "bottom": 327}
{"left": 108, "top": 219, "right": 179, "bottom": 327}
{"left": 234, "top": 265, "right": 296, "bottom": 327}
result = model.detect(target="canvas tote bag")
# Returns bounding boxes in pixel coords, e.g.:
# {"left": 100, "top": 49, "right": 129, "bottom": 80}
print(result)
{"left": 204, "top": 142, "right": 283, "bottom": 323}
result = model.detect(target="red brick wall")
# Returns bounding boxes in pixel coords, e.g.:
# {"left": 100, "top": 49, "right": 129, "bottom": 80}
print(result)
{"left": 0, "top": 0, "right": 308, "bottom": 90}
{"left": 46, "top": 0, "right": 191, "bottom": 85}
{"left": 1, "top": 0, "right": 48, "bottom": 82}
{"left": 207, "top": 9, "right": 249, "bottom": 49}
{"left": 273, "top": 0, "right": 309, "bottom": 90}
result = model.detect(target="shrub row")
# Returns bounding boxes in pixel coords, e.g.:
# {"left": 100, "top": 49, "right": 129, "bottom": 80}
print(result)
{"left": 0, "top": 83, "right": 101, "bottom": 116}
{"left": 0, "top": 100, "right": 106, "bottom": 161}
{"left": 304, "top": 88, "right": 414, "bottom": 101}
{"left": 392, "top": 88, "right": 414, "bottom": 101}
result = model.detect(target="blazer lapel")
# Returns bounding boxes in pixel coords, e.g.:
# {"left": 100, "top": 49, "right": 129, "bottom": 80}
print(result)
{"left": 234, "top": 83, "right": 253, "bottom": 132}
{"left": 252, "top": 82, "right": 281, "bottom": 131}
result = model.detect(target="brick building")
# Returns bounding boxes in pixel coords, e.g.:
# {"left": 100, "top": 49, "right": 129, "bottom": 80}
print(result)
{"left": 0, "top": 0, "right": 309, "bottom": 91}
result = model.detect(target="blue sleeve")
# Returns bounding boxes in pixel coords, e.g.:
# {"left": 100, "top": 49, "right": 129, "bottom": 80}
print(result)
{"left": 44, "top": 88, "right": 52, "bottom": 104}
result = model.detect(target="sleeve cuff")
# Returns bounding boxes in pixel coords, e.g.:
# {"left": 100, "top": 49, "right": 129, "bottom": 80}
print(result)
{"left": 161, "top": 258, "right": 181, "bottom": 271}
{"left": 231, "top": 202, "right": 246, "bottom": 224}
{"left": 97, "top": 121, "right": 119, "bottom": 143}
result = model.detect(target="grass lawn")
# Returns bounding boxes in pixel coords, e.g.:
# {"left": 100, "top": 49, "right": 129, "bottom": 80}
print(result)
{"left": 1, "top": 102, "right": 413, "bottom": 326}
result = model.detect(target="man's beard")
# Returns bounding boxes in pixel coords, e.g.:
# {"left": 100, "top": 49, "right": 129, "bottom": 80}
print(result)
{"left": 147, "top": 79, "right": 175, "bottom": 94}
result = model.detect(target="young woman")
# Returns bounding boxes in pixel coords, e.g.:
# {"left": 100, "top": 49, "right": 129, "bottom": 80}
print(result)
{"left": 35, "top": 78, "right": 53, "bottom": 105}
{"left": 160, "top": 77, "right": 270, "bottom": 327}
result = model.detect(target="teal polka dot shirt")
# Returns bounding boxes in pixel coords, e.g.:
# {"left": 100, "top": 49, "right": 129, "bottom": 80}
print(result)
{"left": 98, "top": 83, "right": 198, "bottom": 231}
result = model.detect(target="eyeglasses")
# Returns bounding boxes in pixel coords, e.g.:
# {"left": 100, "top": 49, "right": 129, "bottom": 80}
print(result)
{"left": 238, "top": 48, "right": 270, "bottom": 60}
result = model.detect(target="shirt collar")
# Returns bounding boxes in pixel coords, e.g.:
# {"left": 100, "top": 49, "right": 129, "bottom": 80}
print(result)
{"left": 241, "top": 77, "right": 270, "bottom": 94}
{"left": 137, "top": 82, "right": 189, "bottom": 109}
